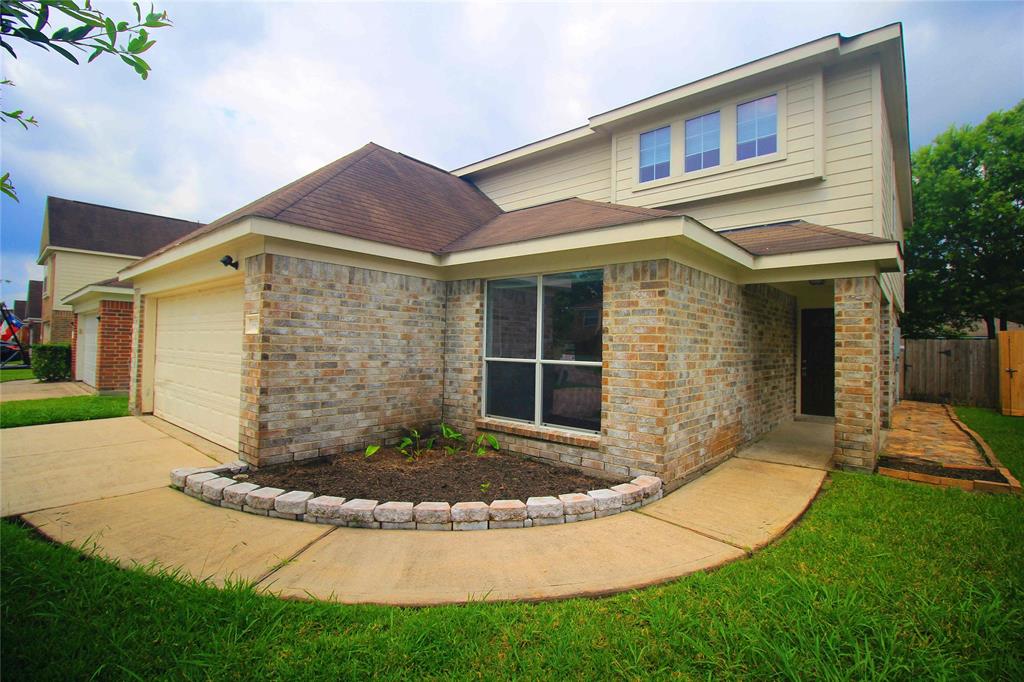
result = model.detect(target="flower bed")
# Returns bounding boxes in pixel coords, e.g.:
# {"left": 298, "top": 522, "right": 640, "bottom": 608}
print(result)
{"left": 169, "top": 460, "right": 663, "bottom": 531}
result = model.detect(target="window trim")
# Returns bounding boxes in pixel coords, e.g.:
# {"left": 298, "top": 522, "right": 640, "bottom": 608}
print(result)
{"left": 630, "top": 83, "right": 789, "bottom": 194}
{"left": 482, "top": 270, "right": 603, "bottom": 434}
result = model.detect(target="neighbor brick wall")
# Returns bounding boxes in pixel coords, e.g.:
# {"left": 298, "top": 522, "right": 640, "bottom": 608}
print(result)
{"left": 69, "top": 313, "right": 78, "bottom": 378}
{"left": 834, "top": 276, "right": 882, "bottom": 470}
{"left": 95, "top": 299, "right": 133, "bottom": 393}
{"left": 48, "top": 309, "right": 74, "bottom": 344}
{"left": 240, "top": 254, "right": 447, "bottom": 467}
{"left": 128, "top": 290, "right": 145, "bottom": 414}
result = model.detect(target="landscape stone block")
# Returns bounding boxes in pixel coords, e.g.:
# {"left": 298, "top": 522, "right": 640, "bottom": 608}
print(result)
{"left": 489, "top": 520, "right": 525, "bottom": 529}
{"left": 610, "top": 483, "right": 642, "bottom": 506}
{"left": 201, "top": 477, "right": 236, "bottom": 502}
{"left": 565, "top": 511, "right": 596, "bottom": 523}
{"left": 222, "top": 482, "right": 260, "bottom": 506}
{"left": 451, "top": 501, "right": 489, "bottom": 523}
{"left": 558, "top": 493, "right": 595, "bottom": 515}
{"left": 533, "top": 516, "right": 565, "bottom": 526}
{"left": 526, "top": 496, "right": 563, "bottom": 519}
{"left": 374, "top": 501, "right": 414, "bottom": 523}
{"left": 489, "top": 499, "right": 527, "bottom": 521}
{"left": 275, "top": 490, "right": 314, "bottom": 515}
{"left": 306, "top": 495, "right": 347, "bottom": 520}
{"left": 339, "top": 498, "right": 378, "bottom": 524}
{"left": 245, "top": 487, "right": 285, "bottom": 510}
{"left": 381, "top": 521, "right": 417, "bottom": 530}
{"left": 453, "top": 521, "right": 488, "bottom": 531}
{"left": 414, "top": 501, "right": 451, "bottom": 524}
{"left": 170, "top": 467, "right": 201, "bottom": 489}
{"left": 588, "top": 488, "right": 624, "bottom": 512}
{"left": 416, "top": 522, "right": 452, "bottom": 531}
{"left": 631, "top": 475, "right": 662, "bottom": 498}
{"left": 185, "top": 472, "right": 220, "bottom": 495}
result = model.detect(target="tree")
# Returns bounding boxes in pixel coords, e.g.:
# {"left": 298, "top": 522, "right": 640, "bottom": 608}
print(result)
{"left": 902, "top": 101, "right": 1024, "bottom": 339}
{"left": 0, "top": 0, "right": 172, "bottom": 200}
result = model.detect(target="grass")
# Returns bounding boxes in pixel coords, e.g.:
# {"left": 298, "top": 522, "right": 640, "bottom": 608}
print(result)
{"left": 0, "top": 368, "right": 35, "bottom": 382}
{"left": 0, "top": 395, "right": 129, "bottom": 429}
{"left": 957, "top": 406, "right": 1024, "bottom": 480}
{"left": 2, "top": 413, "right": 1022, "bottom": 679}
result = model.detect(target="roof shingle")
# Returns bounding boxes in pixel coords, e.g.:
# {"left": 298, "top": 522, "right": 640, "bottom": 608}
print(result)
{"left": 719, "top": 220, "right": 895, "bottom": 256}
{"left": 44, "top": 197, "right": 202, "bottom": 257}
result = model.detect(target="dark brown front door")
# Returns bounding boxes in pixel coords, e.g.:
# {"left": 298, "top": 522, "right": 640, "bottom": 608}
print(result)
{"left": 801, "top": 308, "right": 835, "bottom": 416}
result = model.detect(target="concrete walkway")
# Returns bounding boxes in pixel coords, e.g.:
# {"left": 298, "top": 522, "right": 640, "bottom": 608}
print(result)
{"left": 4, "top": 417, "right": 828, "bottom": 605}
{"left": 0, "top": 380, "right": 91, "bottom": 403}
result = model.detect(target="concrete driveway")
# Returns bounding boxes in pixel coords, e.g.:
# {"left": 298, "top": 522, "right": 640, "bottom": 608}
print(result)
{"left": 0, "top": 380, "right": 91, "bottom": 403}
{"left": 5, "top": 415, "right": 830, "bottom": 605}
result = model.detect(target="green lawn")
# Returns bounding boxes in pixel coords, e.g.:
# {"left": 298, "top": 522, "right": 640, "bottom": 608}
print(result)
{"left": 957, "top": 406, "right": 1024, "bottom": 480}
{"left": 2, "top": 412, "right": 1022, "bottom": 679}
{"left": 0, "top": 395, "right": 129, "bottom": 429}
{"left": 0, "top": 368, "right": 35, "bottom": 383}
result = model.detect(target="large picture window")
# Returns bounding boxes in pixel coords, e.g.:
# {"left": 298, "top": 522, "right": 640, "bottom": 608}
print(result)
{"left": 485, "top": 269, "right": 603, "bottom": 432}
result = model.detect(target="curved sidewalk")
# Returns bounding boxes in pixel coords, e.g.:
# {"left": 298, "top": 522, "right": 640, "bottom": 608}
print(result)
{"left": 8, "top": 417, "right": 827, "bottom": 605}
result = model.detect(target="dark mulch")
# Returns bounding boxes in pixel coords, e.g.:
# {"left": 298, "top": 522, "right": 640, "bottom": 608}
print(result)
{"left": 245, "top": 447, "right": 615, "bottom": 504}
{"left": 877, "top": 456, "right": 1008, "bottom": 483}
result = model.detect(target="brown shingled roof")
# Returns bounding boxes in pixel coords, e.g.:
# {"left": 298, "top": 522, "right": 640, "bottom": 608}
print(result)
{"left": 44, "top": 197, "right": 202, "bottom": 257}
{"left": 443, "top": 199, "right": 678, "bottom": 252}
{"left": 150, "top": 143, "right": 502, "bottom": 258}
{"left": 719, "top": 220, "right": 895, "bottom": 256}
{"left": 26, "top": 280, "right": 42, "bottom": 319}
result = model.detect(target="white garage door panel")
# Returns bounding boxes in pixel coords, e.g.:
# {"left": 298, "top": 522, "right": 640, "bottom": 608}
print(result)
{"left": 77, "top": 314, "right": 98, "bottom": 387}
{"left": 154, "top": 284, "right": 243, "bottom": 450}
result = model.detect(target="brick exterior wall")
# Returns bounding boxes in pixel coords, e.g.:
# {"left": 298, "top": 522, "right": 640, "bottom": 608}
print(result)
{"left": 834, "top": 276, "right": 882, "bottom": 470}
{"left": 69, "top": 313, "right": 78, "bottom": 377}
{"left": 879, "top": 297, "right": 896, "bottom": 429}
{"left": 443, "top": 259, "right": 797, "bottom": 485}
{"left": 95, "top": 300, "right": 133, "bottom": 393}
{"left": 240, "top": 254, "right": 447, "bottom": 467}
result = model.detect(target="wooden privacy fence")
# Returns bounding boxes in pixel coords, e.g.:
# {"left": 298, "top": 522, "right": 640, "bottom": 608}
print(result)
{"left": 902, "top": 338, "right": 999, "bottom": 408}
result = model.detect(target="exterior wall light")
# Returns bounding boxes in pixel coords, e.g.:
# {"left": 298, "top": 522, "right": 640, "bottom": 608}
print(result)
{"left": 220, "top": 255, "right": 239, "bottom": 269}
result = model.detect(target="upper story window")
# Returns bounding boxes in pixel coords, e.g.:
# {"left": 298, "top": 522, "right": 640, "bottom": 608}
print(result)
{"left": 736, "top": 94, "right": 777, "bottom": 161}
{"left": 639, "top": 126, "right": 671, "bottom": 183}
{"left": 484, "top": 270, "right": 603, "bottom": 433}
{"left": 684, "top": 111, "right": 721, "bottom": 172}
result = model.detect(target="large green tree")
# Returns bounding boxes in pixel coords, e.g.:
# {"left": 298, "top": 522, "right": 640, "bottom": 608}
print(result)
{"left": 0, "top": 0, "right": 172, "bottom": 200}
{"left": 903, "top": 101, "right": 1024, "bottom": 338}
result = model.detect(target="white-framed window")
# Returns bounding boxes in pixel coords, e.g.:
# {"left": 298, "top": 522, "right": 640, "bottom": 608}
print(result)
{"left": 736, "top": 93, "right": 777, "bottom": 160}
{"left": 685, "top": 111, "right": 721, "bottom": 172}
{"left": 484, "top": 269, "right": 603, "bottom": 433}
{"left": 639, "top": 126, "right": 671, "bottom": 183}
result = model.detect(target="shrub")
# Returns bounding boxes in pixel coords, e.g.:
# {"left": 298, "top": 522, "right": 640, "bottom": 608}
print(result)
{"left": 30, "top": 343, "right": 71, "bottom": 382}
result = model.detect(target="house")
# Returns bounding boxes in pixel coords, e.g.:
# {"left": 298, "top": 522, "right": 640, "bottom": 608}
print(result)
{"left": 23, "top": 280, "right": 43, "bottom": 347}
{"left": 37, "top": 197, "right": 201, "bottom": 391}
{"left": 119, "top": 24, "right": 909, "bottom": 480}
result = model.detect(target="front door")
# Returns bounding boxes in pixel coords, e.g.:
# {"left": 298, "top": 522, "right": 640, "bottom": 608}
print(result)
{"left": 801, "top": 308, "right": 834, "bottom": 417}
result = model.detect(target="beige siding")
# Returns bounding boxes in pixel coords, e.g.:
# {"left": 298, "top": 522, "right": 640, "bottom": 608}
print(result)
{"left": 470, "top": 136, "right": 611, "bottom": 211}
{"left": 53, "top": 251, "right": 137, "bottom": 311}
{"left": 680, "top": 62, "right": 877, "bottom": 234}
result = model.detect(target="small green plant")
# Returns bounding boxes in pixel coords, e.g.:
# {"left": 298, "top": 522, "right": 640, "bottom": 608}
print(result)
{"left": 29, "top": 343, "right": 71, "bottom": 382}
{"left": 397, "top": 427, "right": 436, "bottom": 461}
{"left": 473, "top": 433, "right": 500, "bottom": 456}
{"left": 479, "top": 481, "right": 491, "bottom": 494}
{"left": 364, "top": 444, "right": 381, "bottom": 458}
{"left": 439, "top": 423, "right": 464, "bottom": 455}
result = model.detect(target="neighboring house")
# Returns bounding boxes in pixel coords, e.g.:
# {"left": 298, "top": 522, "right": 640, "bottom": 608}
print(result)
{"left": 24, "top": 280, "right": 43, "bottom": 347}
{"left": 120, "top": 24, "right": 908, "bottom": 481}
{"left": 37, "top": 197, "right": 201, "bottom": 391}
{"left": 962, "top": 318, "right": 1023, "bottom": 339}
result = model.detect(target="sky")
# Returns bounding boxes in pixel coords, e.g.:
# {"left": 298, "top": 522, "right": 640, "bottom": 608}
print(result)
{"left": 1, "top": 0, "right": 1022, "bottom": 307}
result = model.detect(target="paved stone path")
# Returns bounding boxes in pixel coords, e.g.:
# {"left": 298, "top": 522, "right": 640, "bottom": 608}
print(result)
{"left": 883, "top": 401, "right": 988, "bottom": 467}
{"left": 4, "top": 417, "right": 828, "bottom": 605}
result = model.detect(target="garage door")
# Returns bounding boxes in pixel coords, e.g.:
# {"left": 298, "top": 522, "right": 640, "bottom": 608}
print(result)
{"left": 76, "top": 313, "right": 98, "bottom": 387}
{"left": 154, "top": 283, "right": 243, "bottom": 450}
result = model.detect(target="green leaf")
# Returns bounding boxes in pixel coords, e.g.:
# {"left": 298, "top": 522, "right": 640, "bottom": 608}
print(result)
{"left": 34, "top": 3, "right": 49, "bottom": 31}
{"left": 364, "top": 444, "right": 381, "bottom": 458}
{"left": 87, "top": 47, "right": 103, "bottom": 63}
{"left": 485, "top": 434, "right": 499, "bottom": 450}
{"left": 48, "top": 43, "right": 79, "bottom": 64}
{"left": 117, "top": 21, "right": 129, "bottom": 31}
{"left": 64, "top": 25, "right": 93, "bottom": 41}
{"left": 104, "top": 17, "right": 116, "bottom": 45}
{"left": 398, "top": 437, "right": 413, "bottom": 449}
{"left": 134, "top": 2, "right": 142, "bottom": 22}
{"left": 15, "top": 27, "right": 51, "bottom": 43}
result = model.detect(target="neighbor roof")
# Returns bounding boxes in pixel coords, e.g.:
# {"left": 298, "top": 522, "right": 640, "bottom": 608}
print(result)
{"left": 150, "top": 143, "right": 503, "bottom": 258}
{"left": 42, "top": 197, "right": 203, "bottom": 257}
{"left": 719, "top": 220, "right": 895, "bottom": 256}
{"left": 13, "top": 300, "right": 27, "bottom": 319}
{"left": 26, "top": 280, "right": 42, "bottom": 319}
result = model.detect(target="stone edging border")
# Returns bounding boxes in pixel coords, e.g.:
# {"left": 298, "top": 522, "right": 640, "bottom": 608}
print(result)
{"left": 169, "top": 463, "right": 664, "bottom": 530}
